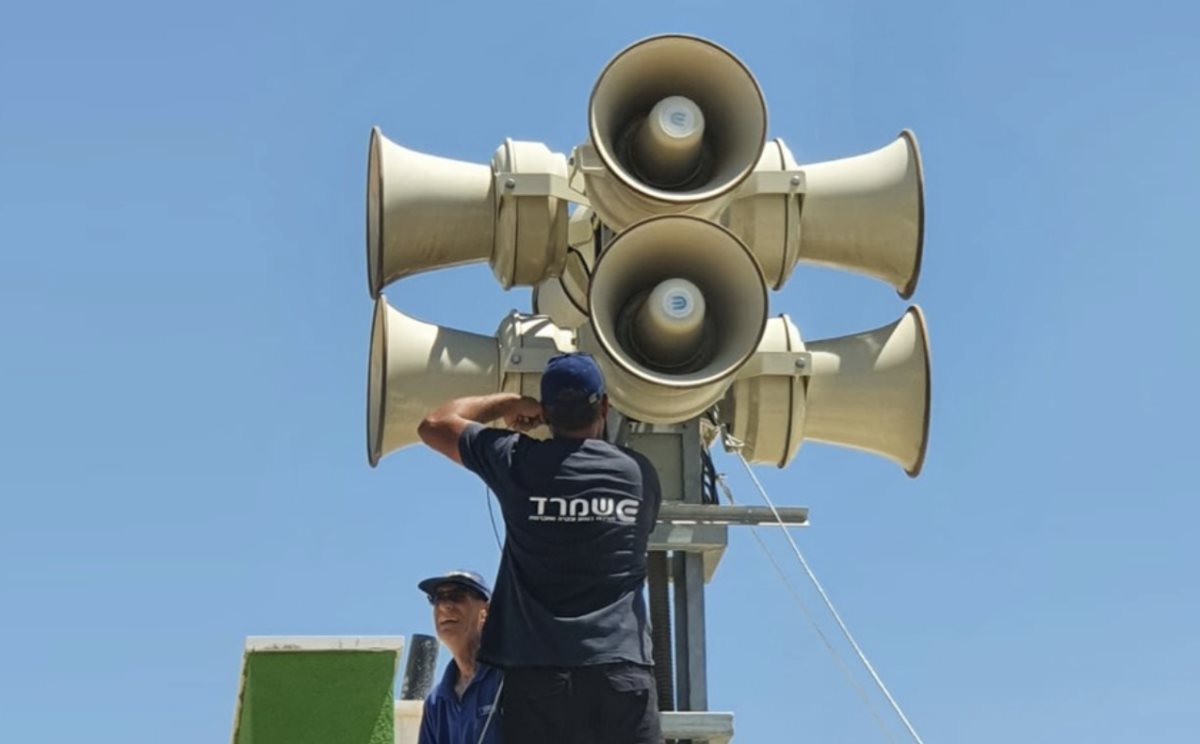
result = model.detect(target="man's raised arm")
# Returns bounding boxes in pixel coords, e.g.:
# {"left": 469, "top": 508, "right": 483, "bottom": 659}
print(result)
{"left": 417, "top": 393, "right": 544, "bottom": 465}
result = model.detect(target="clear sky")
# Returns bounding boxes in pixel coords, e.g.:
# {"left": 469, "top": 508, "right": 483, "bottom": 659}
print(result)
{"left": 2, "top": 1, "right": 1198, "bottom": 742}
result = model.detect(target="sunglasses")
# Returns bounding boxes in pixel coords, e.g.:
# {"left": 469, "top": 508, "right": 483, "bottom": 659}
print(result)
{"left": 426, "top": 587, "right": 482, "bottom": 606}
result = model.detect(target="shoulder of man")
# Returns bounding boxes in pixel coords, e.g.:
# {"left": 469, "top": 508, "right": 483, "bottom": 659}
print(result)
{"left": 458, "top": 422, "right": 522, "bottom": 469}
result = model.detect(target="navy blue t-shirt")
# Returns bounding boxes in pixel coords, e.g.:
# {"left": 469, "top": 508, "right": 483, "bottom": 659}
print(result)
{"left": 459, "top": 423, "right": 662, "bottom": 668}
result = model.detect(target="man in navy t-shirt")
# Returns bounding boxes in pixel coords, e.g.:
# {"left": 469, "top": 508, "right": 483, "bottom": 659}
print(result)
{"left": 418, "top": 352, "right": 662, "bottom": 744}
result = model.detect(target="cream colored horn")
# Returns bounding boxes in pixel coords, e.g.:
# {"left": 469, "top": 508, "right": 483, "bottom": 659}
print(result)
{"left": 579, "top": 35, "right": 767, "bottom": 230}
{"left": 578, "top": 215, "right": 768, "bottom": 423}
{"left": 367, "top": 129, "right": 493, "bottom": 296}
{"left": 798, "top": 131, "right": 925, "bottom": 298}
{"left": 724, "top": 131, "right": 925, "bottom": 296}
{"left": 721, "top": 306, "right": 931, "bottom": 476}
{"left": 366, "top": 128, "right": 569, "bottom": 297}
{"left": 367, "top": 295, "right": 500, "bottom": 466}
{"left": 367, "top": 296, "right": 575, "bottom": 466}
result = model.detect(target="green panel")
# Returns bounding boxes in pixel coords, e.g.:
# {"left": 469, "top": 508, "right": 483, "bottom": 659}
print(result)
{"left": 235, "top": 651, "right": 396, "bottom": 744}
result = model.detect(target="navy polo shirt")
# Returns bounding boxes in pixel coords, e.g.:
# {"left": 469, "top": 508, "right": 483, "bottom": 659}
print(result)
{"left": 418, "top": 659, "right": 502, "bottom": 744}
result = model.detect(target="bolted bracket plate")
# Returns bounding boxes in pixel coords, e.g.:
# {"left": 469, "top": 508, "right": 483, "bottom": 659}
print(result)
{"left": 569, "top": 142, "right": 607, "bottom": 177}
{"left": 501, "top": 345, "right": 563, "bottom": 374}
{"left": 495, "top": 171, "right": 587, "bottom": 204}
{"left": 735, "top": 169, "right": 806, "bottom": 197}
{"left": 735, "top": 350, "right": 812, "bottom": 379}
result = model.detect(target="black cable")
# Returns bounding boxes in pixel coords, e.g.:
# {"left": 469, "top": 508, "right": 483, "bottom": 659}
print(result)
{"left": 701, "top": 446, "right": 719, "bottom": 505}
{"left": 484, "top": 484, "right": 503, "bottom": 552}
{"left": 559, "top": 248, "right": 591, "bottom": 317}
{"left": 566, "top": 246, "right": 593, "bottom": 282}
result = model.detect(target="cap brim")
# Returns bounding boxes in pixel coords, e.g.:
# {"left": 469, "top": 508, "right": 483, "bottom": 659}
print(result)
{"left": 417, "top": 577, "right": 490, "bottom": 600}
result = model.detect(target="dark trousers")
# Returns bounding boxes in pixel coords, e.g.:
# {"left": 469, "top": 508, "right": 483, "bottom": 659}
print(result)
{"left": 501, "top": 663, "right": 661, "bottom": 744}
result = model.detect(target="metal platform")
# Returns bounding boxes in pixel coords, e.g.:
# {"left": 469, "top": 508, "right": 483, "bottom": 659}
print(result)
{"left": 661, "top": 710, "right": 736, "bottom": 743}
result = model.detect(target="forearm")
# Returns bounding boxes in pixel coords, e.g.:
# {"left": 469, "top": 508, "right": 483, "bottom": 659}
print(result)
{"left": 417, "top": 391, "right": 520, "bottom": 463}
{"left": 425, "top": 393, "right": 525, "bottom": 426}
{"left": 419, "top": 393, "right": 536, "bottom": 465}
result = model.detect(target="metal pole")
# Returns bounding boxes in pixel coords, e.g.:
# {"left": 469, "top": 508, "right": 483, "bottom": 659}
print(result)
{"left": 672, "top": 551, "right": 708, "bottom": 711}
{"left": 658, "top": 503, "right": 810, "bottom": 525}
{"left": 627, "top": 419, "right": 725, "bottom": 739}
{"left": 648, "top": 551, "right": 675, "bottom": 712}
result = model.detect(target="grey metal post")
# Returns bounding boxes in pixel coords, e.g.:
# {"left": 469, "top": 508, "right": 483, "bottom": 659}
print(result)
{"left": 626, "top": 419, "right": 709, "bottom": 711}
{"left": 672, "top": 551, "right": 708, "bottom": 711}
{"left": 627, "top": 414, "right": 807, "bottom": 742}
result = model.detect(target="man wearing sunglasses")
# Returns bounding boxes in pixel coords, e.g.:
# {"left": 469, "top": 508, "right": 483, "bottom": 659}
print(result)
{"left": 416, "top": 570, "right": 502, "bottom": 744}
{"left": 418, "top": 353, "right": 662, "bottom": 744}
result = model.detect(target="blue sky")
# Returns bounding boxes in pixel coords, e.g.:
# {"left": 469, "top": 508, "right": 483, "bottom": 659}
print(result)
{"left": 2, "top": 1, "right": 1198, "bottom": 742}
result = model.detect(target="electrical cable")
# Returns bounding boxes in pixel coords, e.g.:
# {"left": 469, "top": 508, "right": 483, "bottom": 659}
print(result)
{"left": 722, "top": 428, "right": 928, "bottom": 744}
{"left": 484, "top": 484, "right": 503, "bottom": 554}
{"left": 567, "top": 246, "right": 594, "bottom": 281}
{"left": 700, "top": 446, "right": 720, "bottom": 505}
{"left": 713, "top": 472, "right": 898, "bottom": 744}
{"left": 478, "top": 488, "right": 506, "bottom": 744}
{"left": 559, "top": 247, "right": 593, "bottom": 317}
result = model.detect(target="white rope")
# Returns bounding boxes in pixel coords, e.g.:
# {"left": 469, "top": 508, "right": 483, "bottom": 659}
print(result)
{"left": 713, "top": 473, "right": 899, "bottom": 744}
{"left": 476, "top": 675, "right": 505, "bottom": 744}
{"left": 723, "top": 429, "right": 928, "bottom": 744}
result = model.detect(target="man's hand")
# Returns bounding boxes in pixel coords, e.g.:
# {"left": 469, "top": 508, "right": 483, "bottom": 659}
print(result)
{"left": 503, "top": 396, "right": 545, "bottom": 432}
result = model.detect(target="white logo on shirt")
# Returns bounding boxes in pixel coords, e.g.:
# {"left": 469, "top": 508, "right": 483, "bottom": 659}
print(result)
{"left": 527, "top": 496, "right": 639, "bottom": 524}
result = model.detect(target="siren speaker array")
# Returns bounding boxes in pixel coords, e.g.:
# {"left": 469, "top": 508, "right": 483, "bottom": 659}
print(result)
{"left": 364, "top": 33, "right": 932, "bottom": 476}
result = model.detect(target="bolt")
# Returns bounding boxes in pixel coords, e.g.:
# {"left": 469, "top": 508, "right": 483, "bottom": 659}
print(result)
{"left": 790, "top": 175, "right": 802, "bottom": 186}
{"left": 794, "top": 358, "right": 807, "bottom": 369}
{"left": 505, "top": 178, "right": 516, "bottom": 189}
{"left": 510, "top": 353, "right": 522, "bottom": 364}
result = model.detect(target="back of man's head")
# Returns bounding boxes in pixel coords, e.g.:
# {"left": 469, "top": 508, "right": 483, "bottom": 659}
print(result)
{"left": 540, "top": 353, "right": 606, "bottom": 433}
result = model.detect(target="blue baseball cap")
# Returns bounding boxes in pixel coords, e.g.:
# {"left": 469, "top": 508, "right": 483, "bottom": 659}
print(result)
{"left": 417, "top": 570, "right": 491, "bottom": 601}
{"left": 541, "top": 353, "right": 606, "bottom": 406}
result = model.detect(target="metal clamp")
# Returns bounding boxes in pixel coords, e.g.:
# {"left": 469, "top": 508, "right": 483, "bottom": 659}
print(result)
{"left": 501, "top": 345, "right": 562, "bottom": 373}
{"left": 735, "top": 350, "right": 812, "bottom": 379}
{"left": 569, "top": 142, "right": 608, "bottom": 177}
{"left": 735, "top": 169, "right": 806, "bottom": 197}
{"left": 494, "top": 171, "right": 586, "bottom": 203}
